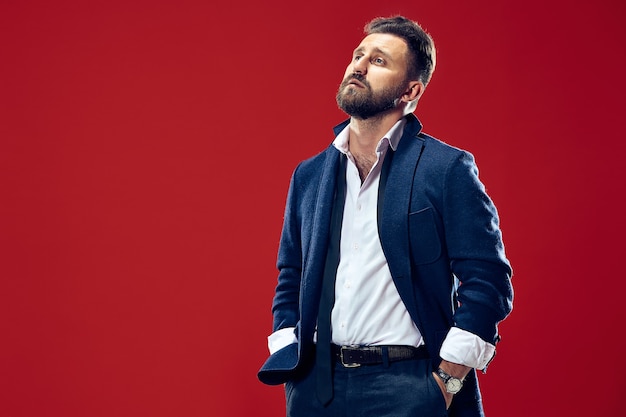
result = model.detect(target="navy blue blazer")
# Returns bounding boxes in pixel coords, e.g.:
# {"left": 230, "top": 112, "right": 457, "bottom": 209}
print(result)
{"left": 258, "top": 114, "right": 513, "bottom": 416}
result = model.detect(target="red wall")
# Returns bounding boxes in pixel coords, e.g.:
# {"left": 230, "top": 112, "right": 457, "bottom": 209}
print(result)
{"left": 2, "top": 1, "right": 625, "bottom": 416}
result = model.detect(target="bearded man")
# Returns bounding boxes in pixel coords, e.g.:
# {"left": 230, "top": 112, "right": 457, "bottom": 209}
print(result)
{"left": 258, "top": 15, "right": 514, "bottom": 417}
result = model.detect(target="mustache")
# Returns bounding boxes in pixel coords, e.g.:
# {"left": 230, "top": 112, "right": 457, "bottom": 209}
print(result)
{"left": 341, "top": 73, "right": 370, "bottom": 89}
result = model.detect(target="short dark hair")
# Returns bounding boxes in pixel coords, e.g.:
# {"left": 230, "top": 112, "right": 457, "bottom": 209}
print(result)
{"left": 365, "top": 16, "right": 436, "bottom": 86}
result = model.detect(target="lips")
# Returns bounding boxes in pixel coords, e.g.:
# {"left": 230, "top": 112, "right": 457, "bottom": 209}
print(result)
{"left": 347, "top": 78, "right": 365, "bottom": 88}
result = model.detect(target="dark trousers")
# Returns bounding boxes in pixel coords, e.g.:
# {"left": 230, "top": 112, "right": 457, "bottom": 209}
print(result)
{"left": 285, "top": 356, "right": 448, "bottom": 417}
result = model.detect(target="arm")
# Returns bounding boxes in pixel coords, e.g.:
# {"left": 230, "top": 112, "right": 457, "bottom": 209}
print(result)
{"left": 269, "top": 166, "right": 304, "bottom": 342}
{"left": 434, "top": 151, "right": 514, "bottom": 405}
{"left": 443, "top": 150, "right": 513, "bottom": 345}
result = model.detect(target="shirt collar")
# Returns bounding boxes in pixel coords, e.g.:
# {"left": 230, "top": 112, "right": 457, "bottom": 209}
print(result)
{"left": 332, "top": 117, "right": 407, "bottom": 155}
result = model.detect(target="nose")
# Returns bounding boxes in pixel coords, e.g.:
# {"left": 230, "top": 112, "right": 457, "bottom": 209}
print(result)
{"left": 352, "top": 56, "right": 367, "bottom": 75}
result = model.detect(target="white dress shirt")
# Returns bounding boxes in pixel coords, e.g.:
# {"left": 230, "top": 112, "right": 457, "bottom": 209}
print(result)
{"left": 268, "top": 119, "right": 496, "bottom": 370}
{"left": 330, "top": 118, "right": 423, "bottom": 347}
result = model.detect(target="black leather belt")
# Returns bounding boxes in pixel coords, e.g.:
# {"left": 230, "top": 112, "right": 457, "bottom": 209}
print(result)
{"left": 331, "top": 344, "right": 429, "bottom": 367}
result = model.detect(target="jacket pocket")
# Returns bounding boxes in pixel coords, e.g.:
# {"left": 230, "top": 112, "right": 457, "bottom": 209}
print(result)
{"left": 408, "top": 207, "right": 441, "bottom": 265}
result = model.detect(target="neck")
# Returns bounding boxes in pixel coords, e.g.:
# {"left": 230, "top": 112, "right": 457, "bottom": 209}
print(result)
{"left": 347, "top": 110, "right": 404, "bottom": 156}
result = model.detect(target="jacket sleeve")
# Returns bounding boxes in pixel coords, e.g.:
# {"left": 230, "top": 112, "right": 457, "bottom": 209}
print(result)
{"left": 270, "top": 164, "right": 304, "bottom": 332}
{"left": 443, "top": 151, "right": 513, "bottom": 345}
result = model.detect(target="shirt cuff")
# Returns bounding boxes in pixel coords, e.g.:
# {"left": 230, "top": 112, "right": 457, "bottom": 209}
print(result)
{"left": 439, "top": 327, "right": 496, "bottom": 370}
{"left": 267, "top": 327, "right": 297, "bottom": 354}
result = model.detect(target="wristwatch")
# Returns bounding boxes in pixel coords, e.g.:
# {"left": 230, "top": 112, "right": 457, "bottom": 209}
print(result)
{"left": 436, "top": 368, "right": 464, "bottom": 394}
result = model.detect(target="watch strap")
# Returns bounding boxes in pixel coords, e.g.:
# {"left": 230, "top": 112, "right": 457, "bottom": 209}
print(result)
{"left": 436, "top": 367, "right": 464, "bottom": 394}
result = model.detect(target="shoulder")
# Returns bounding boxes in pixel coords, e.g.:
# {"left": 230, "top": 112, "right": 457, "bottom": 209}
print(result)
{"left": 417, "top": 132, "right": 477, "bottom": 170}
{"left": 419, "top": 132, "right": 470, "bottom": 158}
{"left": 401, "top": 132, "right": 482, "bottom": 193}
{"left": 400, "top": 114, "right": 471, "bottom": 162}
{"left": 291, "top": 145, "right": 338, "bottom": 181}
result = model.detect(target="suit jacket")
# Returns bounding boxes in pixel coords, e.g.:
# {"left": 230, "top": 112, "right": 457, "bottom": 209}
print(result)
{"left": 258, "top": 114, "right": 513, "bottom": 416}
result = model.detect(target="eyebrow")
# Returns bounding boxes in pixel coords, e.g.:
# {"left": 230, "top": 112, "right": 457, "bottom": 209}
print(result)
{"left": 353, "top": 46, "right": 394, "bottom": 61}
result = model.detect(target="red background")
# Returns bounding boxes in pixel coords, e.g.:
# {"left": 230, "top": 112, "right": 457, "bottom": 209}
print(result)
{"left": 2, "top": 1, "right": 625, "bottom": 416}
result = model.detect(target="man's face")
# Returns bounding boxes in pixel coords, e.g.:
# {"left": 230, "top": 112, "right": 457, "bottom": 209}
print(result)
{"left": 336, "top": 33, "right": 411, "bottom": 119}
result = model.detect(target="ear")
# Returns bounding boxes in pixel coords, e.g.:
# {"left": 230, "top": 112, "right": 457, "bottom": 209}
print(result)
{"left": 401, "top": 81, "right": 425, "bottom": 103}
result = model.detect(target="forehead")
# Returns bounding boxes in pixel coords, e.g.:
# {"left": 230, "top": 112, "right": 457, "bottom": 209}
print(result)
{"left": 354, "top": 33, "right": 409, "bottom": 58}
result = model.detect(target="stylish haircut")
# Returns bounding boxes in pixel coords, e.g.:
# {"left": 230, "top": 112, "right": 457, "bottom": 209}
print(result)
{"left": 365, "top": 16, "right": 436, "bottom": 86}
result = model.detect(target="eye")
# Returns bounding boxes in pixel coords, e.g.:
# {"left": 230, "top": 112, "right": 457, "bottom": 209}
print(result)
{"left": 353, "top": 55, "right": 363, "bottom": 62}
{"left": 373, "top": 57, "right": 385, "bottom": 65}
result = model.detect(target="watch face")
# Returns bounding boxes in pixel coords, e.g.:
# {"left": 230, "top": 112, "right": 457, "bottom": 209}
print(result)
{"left": 446, "top": 378, "right": 462, "bottom": 394}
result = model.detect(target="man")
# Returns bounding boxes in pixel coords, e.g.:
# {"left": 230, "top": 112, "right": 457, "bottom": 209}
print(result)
{"left": 258, "top": 15, "right": 513, "bottom": 417}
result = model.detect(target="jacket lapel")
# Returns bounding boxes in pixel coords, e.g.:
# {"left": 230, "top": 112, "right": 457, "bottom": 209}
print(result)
{"left": 379, "top": 115, "right": 425, "bottom": 324}
{"left": 299, "top": 145, "right": 341, "bottom": 345}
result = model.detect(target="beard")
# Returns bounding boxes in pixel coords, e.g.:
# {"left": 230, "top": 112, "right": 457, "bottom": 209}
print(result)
{"left": 336, "top": 74, "right": 407, "bottom": 120}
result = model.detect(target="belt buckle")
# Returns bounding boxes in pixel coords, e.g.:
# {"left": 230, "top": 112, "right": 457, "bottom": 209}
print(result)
{"left": 340, "top": 345, "right": 361, "bottom": 368}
